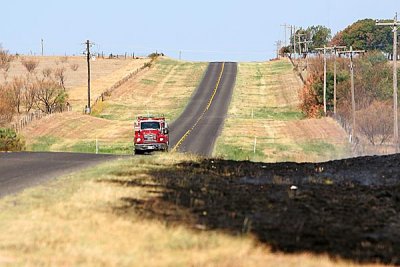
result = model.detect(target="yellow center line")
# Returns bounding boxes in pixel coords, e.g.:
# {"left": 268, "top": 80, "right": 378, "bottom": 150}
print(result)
{"left": 172, "top": 62, "right": 225, "bottom": 152}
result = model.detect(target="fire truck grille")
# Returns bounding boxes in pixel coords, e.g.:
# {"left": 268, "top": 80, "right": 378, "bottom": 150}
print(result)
{"left": 144, "top": 134, "right": 156, "bottom": 142}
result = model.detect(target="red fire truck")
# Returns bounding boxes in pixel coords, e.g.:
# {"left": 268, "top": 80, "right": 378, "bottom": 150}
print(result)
{"left": 134, "top": 115, "right": 169, "bottom": 154}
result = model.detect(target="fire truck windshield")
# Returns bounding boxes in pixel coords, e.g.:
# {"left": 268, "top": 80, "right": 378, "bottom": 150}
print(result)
{"left": 141, "top": 121, "right": 160, "bottom": 130}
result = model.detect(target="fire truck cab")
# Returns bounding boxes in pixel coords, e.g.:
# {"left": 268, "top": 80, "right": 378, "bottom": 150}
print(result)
{"left": 134, "top": 115, "right": 169, "bottom": 154}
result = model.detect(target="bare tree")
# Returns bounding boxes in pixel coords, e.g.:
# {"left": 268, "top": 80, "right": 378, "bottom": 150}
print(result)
{"left": 0, "top": 47, "right": 14, "bottom": 81}
{"left": 357, "top": 101, "right": 393, "bottom": 145}
{"left": 42, "top": 67, "right": 52, "bottom": 78}
{"left": 9, "top": 77, "right": 25, "bottom": 114}
{"left": 21, "top": 57, "right": 39, "bottom": 73}
{"left": 54, "top": 67, "right": 66, "bottom": 90}
{"left": 23, "top": 80, "right": 36, "bottom": 113}
{"left": 35, "top": 79, "right": 67, "bottom": 113}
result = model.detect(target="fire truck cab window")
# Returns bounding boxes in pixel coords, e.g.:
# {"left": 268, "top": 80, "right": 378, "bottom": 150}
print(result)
{"left": 141, "top": 121, "right": 160, "bottom": 129}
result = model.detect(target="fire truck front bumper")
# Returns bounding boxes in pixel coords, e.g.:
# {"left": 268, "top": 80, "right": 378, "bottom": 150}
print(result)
{"left": 135, "top": 143, "right": 168, "bottom": 152}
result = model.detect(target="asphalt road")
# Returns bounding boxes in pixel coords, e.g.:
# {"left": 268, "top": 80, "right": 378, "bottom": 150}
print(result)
{"left": 169, "top": 62, "right": 237, "bottom": 156}
{"left": 0, "top": 62, "right": 236, "bottom": 198}
{"left": 0, "top": 152, "right": 120, "bottom": 198}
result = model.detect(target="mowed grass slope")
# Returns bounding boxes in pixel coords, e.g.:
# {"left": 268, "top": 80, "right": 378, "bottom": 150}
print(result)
{"left": 0, "top": 154, "right": 385, "bottom": 267}
{"left": 215, "top": 60, "right": 351, "bottom": 162}
{"left": 93, "top": 58, "right": 207, "bottom": 121}
{"left": 22, "top": 58, "right": 207, "bottom": 154}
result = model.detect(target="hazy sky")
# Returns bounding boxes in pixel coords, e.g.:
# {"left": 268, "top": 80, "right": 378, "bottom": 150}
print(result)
{"left": 0, "top": 0, "right": 398, "bottom": 62}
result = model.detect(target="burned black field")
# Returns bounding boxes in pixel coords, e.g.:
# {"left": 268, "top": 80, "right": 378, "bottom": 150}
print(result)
{"left": 106, "top": 154, "right": 400, "bottom": 265}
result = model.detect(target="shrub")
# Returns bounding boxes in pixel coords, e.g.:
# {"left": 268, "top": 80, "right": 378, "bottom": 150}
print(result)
{"left": 299, "top": 75, "right": 323, "bottom": 118}
{"left": 70, "top": 63, "right": 79, "bottom": 71}
{"left": 60, "top": 56, "right": 68, "bottom": 63}
{"left": 357, "top": 101, "right": 393, "bottom": 145}
{"left": 0, "top": 85, "right": 15, "bottom": 125}
{"left": 148, "top": 52, "right": 161, "bottom": 60}
{"left": 0, "top": 47, "right": 14, "bottom": 72}
{"left": 0, "top": 128, "right": 25, "bottom": 151}
{"left": 143, "top": 62, "right": 152, "bottom": 68}
{"left": 42, "top": 67, "right": 53, "bottom": 78}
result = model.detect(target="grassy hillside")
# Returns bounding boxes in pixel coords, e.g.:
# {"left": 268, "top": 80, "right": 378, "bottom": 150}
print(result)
{"left": 0, "top": 55, "right": 149, "bottom": 108}
{"left": 21, "top": 58, "right": 207, "bottom": 154}
{"left": 92, "top": 58, "right": 207, "bottom": 121}
{"left": 215, "top": 60, "right": 351, "bottom": 162}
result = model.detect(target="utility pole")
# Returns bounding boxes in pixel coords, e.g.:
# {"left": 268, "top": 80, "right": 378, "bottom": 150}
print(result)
{"left": 332, "top": 46, "right": 346, "bottom": 115}
{"left": 316, "top": 46, "right": 328, "bottom": 115}
{"left": 315, "top": 45, "right": 346, "bottom": 115}
{"left": 338, "top": 46, "right": 365, "bottom": 142}
{"left": 280, "top": 23, "right": 289, "bottom": 46}
{"left": 377, "top": 13, "right": 400, "bottom": 150}
{"left": 292, "top": 26, "right": 297, "bottom": 58}
{"left": 275, "top": 40, "right": 282, "bottom": 59}
{"left": 297, "top": 34, "right": 303, "bottom": 55}
{"left": 297, "top": 33, "right": 312, "bottom": 70}
{"left": 323, "top": 46, "right": 327, "bottom": 115}
{"left": 41, "top": 38, "right": 44, "bottom": 56}
{"left": 84, "top": 40, "right": 94, "bottom": 114}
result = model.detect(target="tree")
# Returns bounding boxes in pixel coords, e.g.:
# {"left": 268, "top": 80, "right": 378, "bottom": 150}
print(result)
{"left": 23, "top": 80, "right": 36, "bottom": 113}
{"left": 298, "top": 57, "right": 324, "bottom": 117}
{"left": 9, "top": 77, "right": 25, "bottom": 114}
{"left": 333, "top": 19, "right": 393, "bottom": 53}
{"left": 329, "top": 31, "right": 344, "bottom": 47}
{"left": 357, "top": 101, "right": 393, "bottom": 145}
{"left": 306, "top": 25, "right": 331, "bottom": 50}
{"left": 0, "top": 47, "right": 14, "bottom": 81}
{"left": 54, "top": 67, "right": 66, "bottom": 90}
{"left": 34, "top": 79, "right": 67, "bottom": 113}
{"left": 21, "top": 57, "right": 39, "bottom": 73}
{"left": 354, "top": 51, "right": 392, "bottom": 107}
{"left": 42, "top": 67, "right": 52, "bottom": 78}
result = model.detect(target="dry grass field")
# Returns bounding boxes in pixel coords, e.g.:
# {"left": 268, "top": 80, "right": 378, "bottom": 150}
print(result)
{"left": 0, "top": 153, "right": 391, "bottom": 267}
{"left": 215, "top": 60, "right": 351, "bottom": 162}
{"left": 21, "top": 58, "right": 207, "bottom": 153}
{"left": 0, "top": 55, "right": 150, "bottom": 109}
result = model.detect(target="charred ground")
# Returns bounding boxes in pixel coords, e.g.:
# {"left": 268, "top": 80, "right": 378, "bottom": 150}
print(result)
{"left": 103, "top": 153, "right": 400, "bottom": 265}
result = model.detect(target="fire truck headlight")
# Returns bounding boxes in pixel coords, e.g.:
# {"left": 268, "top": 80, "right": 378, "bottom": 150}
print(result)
{"left": 160, "top": 137, "right": 164, "bottom": 142}
{"left": 137, "top": 138, "right": 141, "bottom": 142}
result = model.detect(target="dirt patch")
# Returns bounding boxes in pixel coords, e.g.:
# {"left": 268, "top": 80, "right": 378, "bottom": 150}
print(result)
{"left": 103, "top": 154, "right": 400, "bottom": 265}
